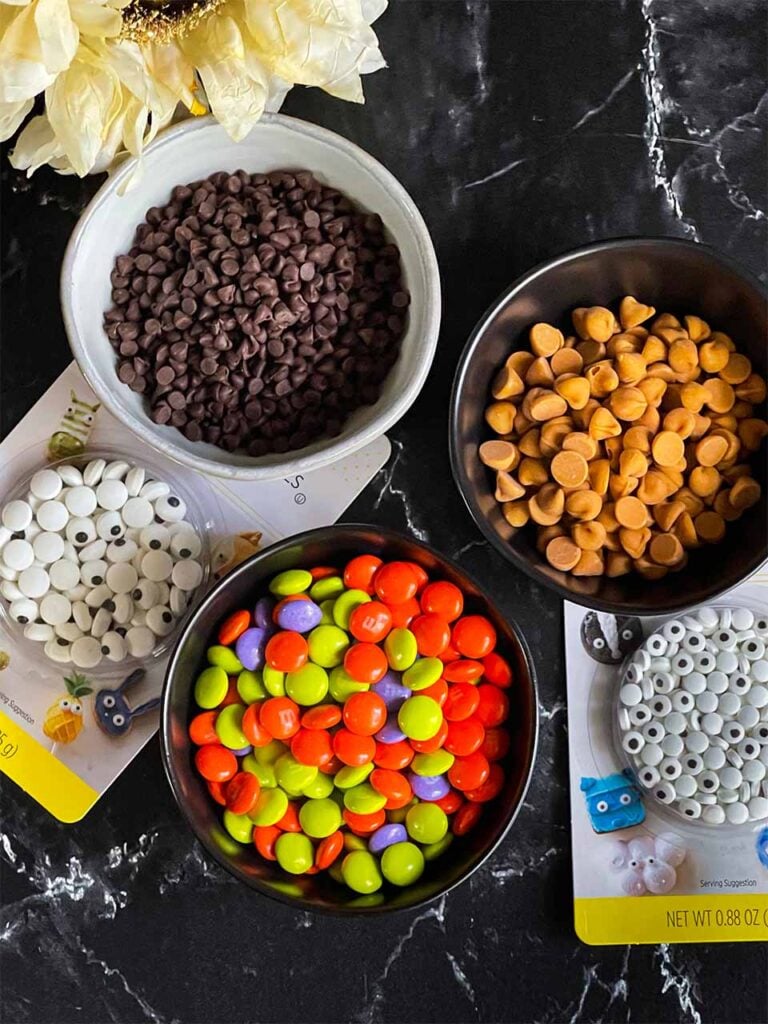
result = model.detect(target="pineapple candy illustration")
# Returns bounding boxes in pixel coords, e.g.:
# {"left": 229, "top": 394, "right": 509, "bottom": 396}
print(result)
{"left": 47, "top": 390, "right": 100, "bottom": 461}
{"left": 43, "top": 673, "right": 93, "bottom": 744}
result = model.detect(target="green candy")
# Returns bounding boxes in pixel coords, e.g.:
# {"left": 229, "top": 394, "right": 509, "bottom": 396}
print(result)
{"left": 275, "top": 753, "right": 318, "bottom": 795}
{"left": 397, "top": 695, "right": 443, "bottom": 741}
{"left": 381, "top": 842, "right": 425, "bottom": 885}
{"left": 262, "top": 665, "right": 286, "bottom": 697}
{"left": 403, "top": 657, "right": 443, "bottom": 691}
{"left": 318, "top": 599, "right": 336, "bottom": 625}
{"left": 215, "top": 704, "right": 248, "bottom": 749}
{"left": 250, "top": 761, "right": 277, "bottom": 789}
{"left": 328, "top": 861, "right": 345, "bottom": 884}
{"left": 406, "top": 802, "right": 448, "bottom": 845}
{"left": 343, "top": 833, "right": 367, "bottom": 852}
{"left": 334, "top": 763, "right": 373, "bottom": 789}
{"left": 329, "top": 665, "right": 369, "bottom": 702}
{"left": 299, "top": 797, "right": 342, "bottom": 838}
{"left": 223, "top": 810, "right": 253, "bottom": 844}
{"left": 307, "top": 624, "right": 350, "bottom": 667}
{"left": 253, "top": 739, "right": 287, "bottom": 764}
{"left": 301, "top": 771, "right": 335, "bottom": 799}
{"left": 332, "top": 589, "right": 370, "bottom": 630}
{"left": 237, "top": 669, "right": 266, "bottom": 703}
{"left": 341, "top": 850, "right": 382, "bottom": 894}
{"left": 249, "top": 787, "right": 288, "bottom": 826}
{"left": 309, "top": 576, "right": 345, "bottom": 601}
{"left": 423, "top": 833, "right": 453, "bottom": 861}
{"left": 411, "top": 750, "right": 455, "bottom": 776}
{"left": 269, "top": 569, "right": 312, "bottom": 596}
{"left": 194, "top": 666, "right": 229, "bottom": 709}
{"left": 207, "top": 645, "right": 243, "bottom": 674}
{"left": 275, "top": 832, "right": 314, "bottom": 874}
{"left": 384, "top": 628, "right": 418, "bottom": 671}
{"left": 285, "top": 663, "right": 329, "bottom": 705}
{"left": 343, "top": 783, "right": 386, "bottom": 815}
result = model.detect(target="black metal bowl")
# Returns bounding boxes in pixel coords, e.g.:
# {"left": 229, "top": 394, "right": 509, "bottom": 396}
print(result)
{"left": 161, "top": 525, "right": 538, "bottom": 914}
{"left": 449, "top": 238, "right": 768, "bottom": 614}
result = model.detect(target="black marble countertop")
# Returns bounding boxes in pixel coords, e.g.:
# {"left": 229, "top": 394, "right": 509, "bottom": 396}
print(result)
{"left": 2, "top": 2, "right": 767, "bottom": 1021}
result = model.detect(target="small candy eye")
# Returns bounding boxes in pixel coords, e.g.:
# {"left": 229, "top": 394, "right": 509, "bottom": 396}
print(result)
{"left": 596, "top": 799, "right": 608, "bottom": 813}
{"left": 83, "top": 415, "right": 94, "bottom": 425}
{"left": 629, "top": 858, "right": 638, "bottom": 869}
{"left": 71, "top": 703, "right": 82, "bottom": 715}
{"left": 593, "top": 638, "right": 605, "bottom": 649}
{"left": 621, "top": 629, "right": 634, "bottom": 640}
{"left": 60, "top": 698, "right": 70, "bottom": 710}
{"left": 619, "top": 793, "right": 631, "bottom": 805}
{"left": 113, "top": 714, "right": 125, "bottom": 727}
{"left": 647, "top": 856, "right": 655, "bottom": 864}
{"left": 103, "top": 695, "right": 115, "bottom": 709}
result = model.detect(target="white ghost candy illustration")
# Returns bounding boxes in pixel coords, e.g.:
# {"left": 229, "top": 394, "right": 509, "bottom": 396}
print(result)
{"left": 654, "top": 832, "right": 687, "bottom": 868}
{"left": 609, "top": 832, "right": 686, "bottom": 897}
{"left": 607, "top": 840, "right": 630, "bottom": 871}
{"left": 628, "top": 836, "right": 655, "bottom": 861}
{"left": 643, "top": 860, "right": 677, "bottom": 894}
{"left": 621, "top": 868, "right": 647, "bottom": 896}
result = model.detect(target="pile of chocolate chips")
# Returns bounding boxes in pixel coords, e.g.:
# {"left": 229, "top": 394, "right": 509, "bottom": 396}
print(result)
{"left": 103, "top": 170, "right": 409, "bottom": 455}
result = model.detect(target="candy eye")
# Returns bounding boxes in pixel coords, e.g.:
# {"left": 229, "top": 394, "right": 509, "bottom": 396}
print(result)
{"left": 596, "top": 799, "right": 608, "bottom": 813}
{"left": 60, "top": 698, "right": 70, "bottom": 710}
{"left": 83, "top": 415, "right": 94, "bottom": 425}
{"left": 71, "top": 703, "right": 82, "bottom": 715}
{"left": 621, "top": 629, "right": 634, "bottom": 640}
{"left": 113, "top": 714, "right": 125, "bottom": 727}
{"left": 629, "top": 858, "right": 638, "bottom": 869}
{"left": 619, "top": 793, "right": 631, "bottom": 805}
{"left": 647, "top": 856, "right": 655, "bottom": 865}
{"left": 593, "top": 638, "right": 605, "bottom": 649}
{"left": 103, "top": 695, "right": 115, "bottom": 709}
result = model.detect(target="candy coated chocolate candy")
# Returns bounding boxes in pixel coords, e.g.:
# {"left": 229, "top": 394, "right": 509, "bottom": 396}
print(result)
{"left": 276, "top": 598, "right": 323, "bottom": 633}
{"left": 235, "top": 627, "right": 268, "bottom": 671}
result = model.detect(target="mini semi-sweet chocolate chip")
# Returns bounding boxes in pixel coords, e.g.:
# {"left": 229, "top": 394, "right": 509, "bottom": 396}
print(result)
{"left": 104, "top": 170, "right": 410, "bottom": 456}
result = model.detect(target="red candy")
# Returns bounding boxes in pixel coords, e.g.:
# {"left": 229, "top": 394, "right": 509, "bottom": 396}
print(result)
{"left": 253, "top": 825, "right": 280, "bottom": 860}
{"left": 218, "top": 609, "right": 251, "bottom": 646}
{"left": 482, "top": 651, "right": 513, "bottom": 688}
{"left": 387, "top": 597, "right": 421, "bottom": 628}
{"left": 373, "top": 739, "right": 414, "bottom": 770}
{"left": 452, "top": 801, "right": 482, "bottom": 835}
{"left": 451, "top": 615, "right": 497, "bottom": 659}
{"left": 481, "top": 727, "right": 511, "bottom": 761}
{"left": 409, "top": 717, "right": 448, "bottom": 753}
{"left": 420, "top": 678, "right": 449, "bottom": 707}
{"left": 291, "top": 728, "right": 334, "bottom": 766}
{"left": 370, "top": 768, "right": 413, "bottom": 809}
{"left": 435, "top": 789, "right": 464, "bottom": 814}
{"left": 344, "top": 642, "right": 389, "bottom": 684}
{"left": 333, "top": 728, "right": 376, "bottom": 765}
{"left": 475, "top": 684, "right": 509, "bottom": 727}
{"left": 225, "top": 771, "right": 260, "bottom": 815}
{"left": 265, "top": 631, "right": 308, "bottom": 672}
{"left": 242, "top": 703, "right": 274, "bottom": 747}
{"left": 443, "top": 659, "right": 484, "bottom": 683}
{"left": 465, "top": 763, "right": 504, "bottom": 802}
{"left": 443, "top": 681, "right": 480, "bottom": 722}
{"left": 276, "top": 802, "right": 302, "bottom": 832}
{"left": 189, "top": 710, "right": 219, "bottom": 746}
{"left": 310, "top": 565, "right": 337, "bottom": 580}
{"left": 348, "top": 601, "right": 393, "bottom": 643}
{"left": 343, "top": 554, "right": 383, "bottom": 594}
{"left": 315, "top": 831, "right": 344, "bottom": 869}
{"left": 405, "top": 562, "right": 429, "bottom": 594}
{"left": 411, "top": 613, "right": 451, "bottom": 657}
{"left": 374, "top": 561, "right": 419, "bottom": 605}
{"left": 343, "top": 808, "right": 386, "bottom": 835}
{"left": 207, "top": 780, "right": 227, "bottom": 806}
{"left": 195, "top": 744, "right": 237, "bottom": 782}
{"left": 301, "top": 704, "right": 342, "bottom": 730}
{"left": 342, "top": 691, "right": 387, "bottom": 735}
{"left": 259, "top": 697, "right": 300, "bottom": 740}
{"left": 420, "top": 581, "right": 464, "bottom": 621}
{"left": 444, "top": 716, "right": 485, "bottom": 757}
{"left": 448, "top": 751, "right": 490, "bottom": 792}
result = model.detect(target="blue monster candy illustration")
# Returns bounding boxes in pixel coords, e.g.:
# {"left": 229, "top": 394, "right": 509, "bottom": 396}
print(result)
{"left": 757, "top": 826, "right": 768, "bottom": 869}
{"left": 580, "top": 771, "right": 645, "bottom": 833}
{"left": 94, "top": 669, "right": 160, "bottom": 737}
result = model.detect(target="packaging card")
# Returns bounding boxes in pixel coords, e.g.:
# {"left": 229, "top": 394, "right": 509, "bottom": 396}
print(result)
{"left": 0, "top": 363, "right": 390, "bottom": 822}
{"left": 566, "top": 571, "right": 768, "bottom": 945}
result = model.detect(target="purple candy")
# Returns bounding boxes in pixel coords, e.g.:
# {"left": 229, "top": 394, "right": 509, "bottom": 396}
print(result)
{"left": 368, "top": 823, "right": 408, "bottom": 854}
{"left": 235, "top": 626, "right": 267, "bottom": 670}
{"left": 230, "top": 745, "right": 252, "bottom": 757}
{"left": 375, "top": 715, "right": 407, "bottom": 744}
{"left": 372, "top": 673, "right": 411, "bottom": 710}
{"left": 409, "top": 773, "right": 450, "bottom": 801}
{"left": 276, "top": 599, "right": 323, "bottom": 633}
{"left": 254, "top": 597, "right": 274, "bottom": 629}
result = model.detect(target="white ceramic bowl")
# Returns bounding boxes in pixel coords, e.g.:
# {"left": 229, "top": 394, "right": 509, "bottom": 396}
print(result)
{"left": 62, "top": 114, "right": 441, "bottom": 481}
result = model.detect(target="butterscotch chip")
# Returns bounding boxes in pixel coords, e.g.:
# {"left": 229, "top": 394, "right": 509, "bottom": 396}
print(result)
{"left": 722, "top": 463, "right": 751, "bottom": 483}
{"left": 729, "top": 476, "right": 761, "bottom": 511}
{"left": 528, "top": 389, "right": 568, "bottom": 422}
{"left": 539, "top": 418, "right": 573, "bottom": 456}
{"left": 545, "top": 535, "right": 581, "bottom": 571}
{"left": 637, "top": 377, "right": 668, "bottom": 409}
{"left": 662, "top": 408, "right": 696, "bottom": 438}
{"left": 659, "top": 466, "right": 684, "bottom": 491}
{"left": 702, "top": 377, "right": 735, "bottom": 414}
{"left": 619, "top": 449, "right": 649, "bottom": 478}
{"left": 503, "top": 500, "right": 530, "bottom": 528}
{"left": 690, "top": 413, "right": 711, "bottom": 439}
{"left": 551, "top": 450, "right": 588, "bottom": 488}
{"left": 566, "top": 489, "right": 603, "bottom": 521}
{"left": 636, "top": 470, "right": 673, "bottom": 505}
{"left": 738, "top": 418, "right": 768, "bottom": 451}
{"left": 607, "top": 334, "right": 641, "bottom": 357}
{"left": 572, "top": 521, "right": 607, "bottom": 551}
{"left": 720, "top": 353, "right": 752, "bottom": 385}
{"left": 604, "top": 436, "right": 623, "bottom": 467}
{"left": 684, "top": 315, "right": 710, "bottom": 342}
{"left": 642, "top": 336, "right": 667, "bottom": 364}
{"left": 585, "top": 362, "right": 619, "bottom": 398}
{"left": 615, "top": 352, "right": 647, "bottom": 385}
{"left": 514, "top": 409, "right": 534, "bottom": 435}
{"left": 732, "top": 400, "right": 755, "bottom": 419}
{"left": 652, "top": 313, "right": 681, "bottom": 332}
{"left": 571, "top": 308, "right": 590, "bottom": 339}
{"left": 623, "top": 426, "right": 653, "bottom": 452}
{"left": 506, "top": 351, "right": 536, "bottom": 377}
{"left": 528, "top": 323, "right": 563, "bottom": 358}
{"left": 712, "top": 413, "right": 737, "bottom": 433}
{"left": 634, "top": 556, "right": 669, "bottom": 580}
{"left": 654, "top": 500, "right": 685, "bottom": 531}
{"left": 588, "top": 459, "right": 610, "bottom": 496}
{"left": 554, "top": 375, "right": 591, "bottom": 409}
{"left": 649, "top": 532, "right": 684, "bottom": 566}
{"left": 636, "top": 406, "right": 661, "bottom": 433}
{"left": 550, "top": 347, "right": 584, "bottom": 376}
{"left": 694, "top": 434, "right": 729, "bottom": 467}
{"left": 606, "top": 551, "right": 633, "bottom": 577}
{"left": 597, "top": 502, "right": 619, "bottom": 532}
{"left": 656, "top": 327, "right": 688, "bottom": 345}
{"left": 610, "top": 386, "right": 647, "bottom": 421}
{"left": 495, "top": 471, "right": 526, "bottom": 502}
{"left": 518, "top": 428, "right": 542, "bottom": 457}
{"left": 479, "top": 440, "right": 519, "bottom": 471}
{"left": 484, "top": 401, "right": 517, "bottom": 435}
{"left": 667, "top": 338, "right": 699, "bottom": 376}
{"left": 492, "top": 364, "right": 525, "bottom": 400}
{"left": 735, "top": 374, "right": 767, "bottom": 404}
{"left": 609, "top": 474, "right": 638, "bottom": 501}
{"left": 563, "top": 432, "right": 598, "bottom": 460}
{"left": 713, "top": 490, "right": 742, "bottom": 522}
{"left": 572, "top": 549, "right": 604, "bottom": 576}
{"left": 615, "top": 495, "right": 648, "bottom": 529}
{"left": 619, "top": 526, "right": 651, "bottom": 559}
{"left": 576, "top": 340, "right": 607, "bottom": 366}
{"left": 581, "top": 306, "right": 615, "bottom": 343}
{"left": 529, "top": 488, "right": 564, "bottom": 526}
{"left": 680, "top": 382, "right": 707, "bottom": 412}
{"left": 698, "top": 339, "right": 730, "bottom": 373}
{"left": 525, "top": 356, "right": 555, "bottom": 388}
{"left": 689, "top": 465, "right": 721, "bottom": 498}
{"left": 646, "top": 362, "right": 677, "bottom": 382}
{"left": 518, "top": 457, "right": 549, "bottom": 487}
{"left": 563, "top": 335, "right": 578, "bottom": 348}
{"left": 695, "top": 510, "right": 726, "bottom": 543}
{"left": 673, "top": 511, "right": 699, "bottom": 548}
{"left": 676, "top": 487, "right": 705, "bottom": 516}
{"left": 651, "top": 430, "right": 685, "bottom": 467}
{"left": 710, "top": 330, "right": 735, "bottom": 351}
{"left": 573, "top": 398, "right": 600, "bottom": 430}
{"left": 588, "top": 407, "right": 621, "bottom": 440}
{"left": 619, "top": 296, "right": 655, "bottom": 330}
{"left": 603, "top": 531, "right": 621, "bottom": 552}
{"left": 536, "top": 524, "right": 565, "bottom": 553}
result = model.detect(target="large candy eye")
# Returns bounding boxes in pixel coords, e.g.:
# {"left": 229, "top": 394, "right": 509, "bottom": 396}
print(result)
{"left": 113, "top": 714, "right": 125, "bottom": 728}
{"left": 621, "top": 628, "right": 634, "bottom": 640}
{"left": 71, "top": 703, "right": 82, "bottom": 715}
{"left": 59, "top": 698, "right": 70, "bottom": 710}
{"left": 596, "top": 799, "right": 608, "bottom": 813}
{"left": 593, "top": 638, "right": 605, "bottom": 649}
{"left": 619, "top": 793, "right": 631, "bottom": 805}
{"left": 103, "top": 695, "right": 115, "bottom": 709}
{"left": 83, "top": 414, "right": 94, "bottom": 425}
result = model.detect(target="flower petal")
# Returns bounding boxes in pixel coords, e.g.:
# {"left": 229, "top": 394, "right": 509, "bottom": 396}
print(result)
{"left": 68, "top": 0, "right": 122, "bottom": 38}
{"left": 0, "top": 95, "right": 32, "bottom": 139}
{"left": 34, "top": 0, "right": 78, "bottom": 73}
{"left": 145, "top": 41, "right": 199, "bottom": 112}
{"left": 45, "top": 49, "right": 121, "bottom": 175}
{"left": 9, "top": 111, "right": 64, "bottom": 172}
{"left": 0, "top": 2, "right": 55, "bottom": 102}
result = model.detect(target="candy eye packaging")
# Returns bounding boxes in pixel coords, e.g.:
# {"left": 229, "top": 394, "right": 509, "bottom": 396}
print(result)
{"left": 161, "top": 525, "right": 538, "bottom": 913}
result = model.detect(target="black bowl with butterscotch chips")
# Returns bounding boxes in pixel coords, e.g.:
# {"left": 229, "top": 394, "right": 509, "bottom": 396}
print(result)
{"left": 449, "top": 238, "right": 768, "bottom": 614}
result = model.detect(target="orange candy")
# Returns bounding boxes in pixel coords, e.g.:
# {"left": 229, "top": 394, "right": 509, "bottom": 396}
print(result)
{"left": 481, "top": 727, "right": 511, "bottom": 761}
{"left": 265, "top": 630, "right": 309, "bottom": 672}
{"left": 207, "top": 780, "right": 227, "bottom": 806}
{"left": 225, "top": 771, "right": 260, "bottom": 815}
{"left": 344, "top": 642, "right": 389, "bottom": 684}
{"left": 218, "top": 608, "right": 251, "bottom": 646}
{"left": 221, "top": 679, "right": 243, "bottom": 707}
{"left": 444, "top": 717, "right": 485, "bottom": 757}
{"left": 310, "top": 565, "right": 337, "bottom": 580}
{"left": 301, "top": 704, "right": 342, "bottom": 730}
{"left": 343, "top": 808, "right": 386, "bottom": 835}
{"left": 419, "top": 580, "right": 464, "bottom": 621}
{"left": 373, "top": 561, "right": 419, "bottom": 605}
{"left": 315, "top": 830, "right": 344, "bottom": 869}
{"left": 242, "top": 703, "right": 274, "bottom": 747}
{"left": 343, "top": 554, "right": 383, "bottom": 594}
{"left": 434, "top": 788, "right": 464, "bottom": 814}
{"left": 443, "top": 681, "right": 481, "bottom": 722}
{"left": 189, "top": 710, "right": 219, "bottom": 746}
{"left": 290, "top": 727, "right": 334, "bottom": 767}
{"left": 482, "top": 651, "right": 513, "bottom": 688}
{"left": 348, "top": 601, "right": 393, "bottom": 643}
{"left": 451, "top": 615, "right": 497, "bottom": 659}
{"left": 253, "top": 824, "right": 281, "bottom": 860}
{"left": 405, "top": 562, "right": 429, "bottom": 594}
{"left": 411, "top": 613, "right": 451, "bottom": 657}
{"left": 452, "top": 801, "right": 482, "bottom": 835}
{"left": 465, "top": 763, "right": 504, "bottom": 802}
{"left": 448, "top": 751, "right": 491, "bottom": 792}
{"left": 276, "top": 801, "right": 302, "bottom": 832}
{"left": 409, "top": 718, "right": 449, "bottom": 753}
{"left": 475, "top": 684, "right": 509, "bottom": 727}
{"left": 194, "top": 744, "right": 237, "bottom": 782}
{"left": 386, "top": 597, "right": 421, "bottom": 629}
{"left": 342, "top": 691, "right": 387, "bottom": 735}
{"left": 443, "top": 659, "right": 484, "bottom": 683}
{"left": 333, "top": 728, "right": 376, "bottom": 766}
{"left": 370, "top": 768, "right": 413, "bottom": 809}
{"left": 420, "top": 678, "right": 449, "bottom": 707}
{"left": 259, "top": 697, "right": 300, "bottom": 740}
{"left": 373, "top": 739, "right": 414, "bottom": 770}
